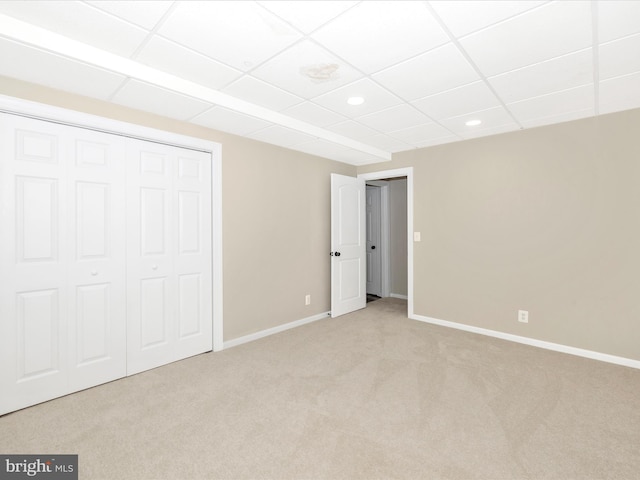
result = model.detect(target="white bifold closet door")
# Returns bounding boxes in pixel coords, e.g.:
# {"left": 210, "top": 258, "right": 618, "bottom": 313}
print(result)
{"left": 126, "top": 139, "right": 212, "bottom": 375}
{"left": 0, "top": 114, "right": 127, "bottom": 414}
{"left": 0, "top": 113, "right": 212, "bottom": 415}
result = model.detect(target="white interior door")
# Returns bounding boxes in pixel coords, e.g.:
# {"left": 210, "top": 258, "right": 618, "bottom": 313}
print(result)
{"left": 331, "top": 174, "right": 366, "bottom": 318}
{"left": 126, "top": 139, "right": 212, "bottom": 375}
{"left": 366, "top": 185, "right": 382, "bottom": 296}
{"left": 0, "top": 114, "right": 127, "bottom": 414}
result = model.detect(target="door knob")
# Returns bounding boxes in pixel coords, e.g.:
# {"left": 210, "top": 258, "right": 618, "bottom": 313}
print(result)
{"left": 335, "top": 252, "right": 341, "bottom": 256}
{"left": 91, "top": 270, "right": 98, "bottom": 276}
{"left": 371, "top": 246, "right": 376, "bottom": 250}
{"left": 152, "top": 264, "right": 158, "bottom": 270}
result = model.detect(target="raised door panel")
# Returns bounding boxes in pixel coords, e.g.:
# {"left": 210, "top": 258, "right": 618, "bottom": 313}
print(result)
{"left": 139, "top": 277, "right": 169, "bottom": 349}
{"left": 75, "top": 284, "right": 111, "bottom": 364}
{"left": 178, "top": 273, "right": 201, "bottom": 339}
{"left": 17, "top": 289, "right": 61, "bottom": 380}
{"left": 16, "top": 176, "right": 59, "bottom": 263}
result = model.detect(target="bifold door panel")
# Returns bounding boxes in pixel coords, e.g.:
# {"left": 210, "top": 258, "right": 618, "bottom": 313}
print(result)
{"left": 0, "top": 113, "right": 212, "bottom": 415}
{"left": 126, "top": 139, "right": 212, "bottom": 375}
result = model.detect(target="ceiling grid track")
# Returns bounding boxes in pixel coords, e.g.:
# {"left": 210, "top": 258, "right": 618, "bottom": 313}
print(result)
{"left": 423, "top": 2, "right": 524, "bottom": 131}
{"left": 591, "top": 0, "right": 600, "bottom": 116}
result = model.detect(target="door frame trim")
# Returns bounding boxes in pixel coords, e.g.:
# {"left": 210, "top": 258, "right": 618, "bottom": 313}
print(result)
{"left": 359, "top": 168, "right": 413, "bottom": 317}
{"left": 0, "top": 94, "right": 224, "bottom": 352}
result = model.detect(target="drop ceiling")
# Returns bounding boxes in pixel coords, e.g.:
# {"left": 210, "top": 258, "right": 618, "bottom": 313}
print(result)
{"left": 0, "top": 1, "right": 639, "bottom": 165}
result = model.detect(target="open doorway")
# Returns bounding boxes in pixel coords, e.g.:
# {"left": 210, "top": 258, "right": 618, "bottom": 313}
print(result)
{"left": 365, "top": 179, "right": 408, "bottom": 304}
{"left": 359, "top": 168, "right": 413, "bottom": 316}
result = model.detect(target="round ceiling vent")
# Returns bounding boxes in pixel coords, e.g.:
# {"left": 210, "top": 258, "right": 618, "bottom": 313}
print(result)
{"left": 300, "top": 63, "right": 340, "bottom": 83}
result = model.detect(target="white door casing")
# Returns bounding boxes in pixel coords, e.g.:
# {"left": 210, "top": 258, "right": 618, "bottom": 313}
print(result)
{"left": 366, "top": 185, "right": 382, "bottom": 297}
{"left": 359, "top": 168, "right": 414, "bottom": 317}
{"left": 330, "top": 174, "right": 366, "bottom": 318}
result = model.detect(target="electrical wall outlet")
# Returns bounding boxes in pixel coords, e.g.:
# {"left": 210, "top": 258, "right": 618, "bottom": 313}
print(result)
{"left": 518, "top": 310, "right": 529, "bottom": 323}
{"left": 305, "top": 294, "right": 311, "bottom": 306}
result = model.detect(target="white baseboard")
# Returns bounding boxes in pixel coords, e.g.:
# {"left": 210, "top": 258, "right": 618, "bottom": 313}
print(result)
{"left": 390, "top": 293, "right": 408, "bottom": 300}
{"left": 411, "top": 313, "right": 640, "bottom": 370}
{"left": 223, "top": 311, "right": 330, "bottom": 350}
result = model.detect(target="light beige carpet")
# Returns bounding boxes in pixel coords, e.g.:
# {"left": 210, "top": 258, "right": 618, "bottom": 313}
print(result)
{"left": 1, "top": 297, "right": 639, "bottom": 479}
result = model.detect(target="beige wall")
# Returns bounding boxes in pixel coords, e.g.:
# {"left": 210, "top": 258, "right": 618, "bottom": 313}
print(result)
{"left": 360, "top": 110, "right": 640, "bottom": 361}
{"left": 389, "top": 178, "right": 407, "bottom": 296}
{"left": 221, "top": 139, "right": 353, "bottom": 338}
{"left": 0, "top": 76, "right": 355, "bottom": 342}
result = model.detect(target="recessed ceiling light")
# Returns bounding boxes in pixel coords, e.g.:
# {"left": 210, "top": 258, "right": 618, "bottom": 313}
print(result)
{"left": 465, "top": 119, "right": 482, "bottom": 126}
{"left": 347, "top": 96, "right": 365, "bottom": 106}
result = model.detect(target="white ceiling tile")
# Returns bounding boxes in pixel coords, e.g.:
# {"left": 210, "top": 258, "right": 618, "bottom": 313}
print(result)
{"left": 357, "top": 104, "right": 433, "bottom": 132}
{"left": 222, "top": 76, "right": 303, "bottom": 111}
{"left": 429, "top": 1, "right": 546, "bottom": 38}
{"left": 361, "top": 134, "right": 412, "bottom": 152}
{"left": 111, "top": 79, "right": 212, "bottom": 121}
{"left": 334, "top": 150, "right": 388, "bottom": 165}
{"left": 0, "top": 38, "right": 126, "bottom": 100}
{"left": 191, "top": 106, "right": 273, "bottom": 136}
{"left": 413, "top": 81, "right": 500, "bottom": 120}
{"left": 282, "top": 102, "right": 346, "bottom": 127}
{"left": 257, "top": 1, "right": 357, "bottom": 34}
{"left": 458, "top": 123, "right": 520, "bottom": 140}
{"left": 324, "top": 120, "right": 380, "bottom": 140}
{"left": 158, "top": 1, "right": 301, "bottom": 72}
{"left": 389, "top": 122, "right": 454, "bottom": 144}
{"left": 313, "top": 1, "right": 449, "bottom": 74}
{"left": 0, "top": 0, "right": 148, "bottom": 57}
{"left": 247, "top": 125, "right": 318, "bottom": 147}
{"left": 412, "top": 135, "right": 460, "bottom": 149}
{"left": 311, "top": 78, "right": 403, "bottom": 117}
{"left": 599, "top": 71, "right": 640, "bottom": 114}
{"left": 598, "top": 0, "right": 640, "bottom": 43}
{"left": 373, "top": 43, "right": 480, "bottom": 101}
{"left": 3, "top": 0, "right": 640, "bottom": 160}
{"left": 135, "top": 36, "right": 242, "bottom": 90}
{"left": 460, "top": 1, "right": 592, "bottom": 77}
{"left": 440, "top": 106, "right": 516, "bottom": 135}
{"left": 250, "top": 39, "right": 364, "bottom": 98}
{"left": 520, "top": 108, "right": 594, "bottom": 129}
{"left": 507, "top": 84, "right": 594, "bottom": 123}
{"left": 489, "top": 48, "right": 593, "bottom": 103}
{"left": 86, "top": 0, "right": 174, "bottom": 30}
{"left": 599, "top": 33, "right": 640, "bottom": 81}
